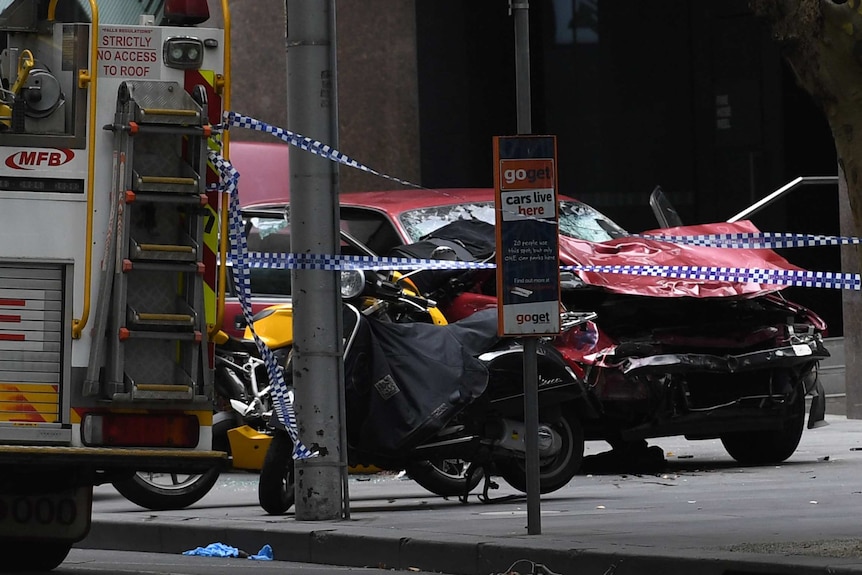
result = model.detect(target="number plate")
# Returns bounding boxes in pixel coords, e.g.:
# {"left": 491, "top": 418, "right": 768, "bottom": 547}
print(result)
{"left": 0, "top": 487, "right": 92, "bottom": 540}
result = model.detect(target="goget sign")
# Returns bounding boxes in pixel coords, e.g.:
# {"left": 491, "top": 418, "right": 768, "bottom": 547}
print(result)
{"left": 494, "top": 135, "right": 561, "bottom": 336}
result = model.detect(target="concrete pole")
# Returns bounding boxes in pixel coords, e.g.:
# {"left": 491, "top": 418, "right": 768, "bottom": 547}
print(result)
{"left": 286, "top": 0, "right": 345, "bottom": 520}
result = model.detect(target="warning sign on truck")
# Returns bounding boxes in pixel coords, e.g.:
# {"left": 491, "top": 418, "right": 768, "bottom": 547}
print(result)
{"left": 97, "top": 26, "right": 161, "bottom": 79}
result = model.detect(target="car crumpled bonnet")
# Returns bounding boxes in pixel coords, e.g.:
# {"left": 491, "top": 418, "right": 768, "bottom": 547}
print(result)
{"left": 559, "top": 220, "right": 800, "bottom": 299}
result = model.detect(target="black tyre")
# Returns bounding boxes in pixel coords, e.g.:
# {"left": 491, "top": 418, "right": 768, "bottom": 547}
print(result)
{"left": 0, "top": 539, "right": 71, "bottom": 572}
{"left": 720, "top": 392, "right": 806, "bottom": 465}
{"left": 112, "top": 467, "right": 220, "bottom": 511}
{"left": 258, "top": 428, "right": 296, "bottom": 515}
{"left": 497, "top": 411, "right": 584, "bottom": 494}
{"left": 406, "top": 459, "right": 484, "bottom": 497}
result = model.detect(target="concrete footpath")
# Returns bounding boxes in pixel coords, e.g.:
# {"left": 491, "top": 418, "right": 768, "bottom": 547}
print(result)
{"left": 81, "top": 414, "right": 862, "bottom": 575}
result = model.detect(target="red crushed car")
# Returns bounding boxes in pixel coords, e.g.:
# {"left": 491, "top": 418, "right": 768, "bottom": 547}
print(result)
{"left": 225, "top": 141, "right": 830, "bottom": 465}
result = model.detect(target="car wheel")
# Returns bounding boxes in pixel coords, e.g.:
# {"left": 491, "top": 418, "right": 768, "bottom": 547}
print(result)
{"left": 406, "top": 459, "right": 484, "bottom": 497}
{"left": 720, "top": 391, "right": 806, "bottom": 465}
{"left": 258, "top": 428, "right": 296, "bottom": 515}
{"left": 497, "top": 410, "right": 584, "bottom": 494}
{"left": 112, "top": 467, "right": 220, "bottom": 511}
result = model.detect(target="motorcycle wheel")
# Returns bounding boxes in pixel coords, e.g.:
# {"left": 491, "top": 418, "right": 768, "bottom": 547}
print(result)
{"left": 112, "top": 467, "right": 220, "bottom": 511}
{"left": 720, "top": 391, "right": 806, "bottom": 465}
{"left": 406, "top": 459, "right": 484, "bottom": 497}
{"left": 258, "top": 428, "right": 296, "bottom": 515}
{"left": 496, "top": 410, "right": 584, "bottom": 494}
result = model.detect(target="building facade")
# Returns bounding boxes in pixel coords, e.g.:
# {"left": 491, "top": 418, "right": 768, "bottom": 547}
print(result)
{"left": 221, "top": 0, "right": 842, "bottom": 334}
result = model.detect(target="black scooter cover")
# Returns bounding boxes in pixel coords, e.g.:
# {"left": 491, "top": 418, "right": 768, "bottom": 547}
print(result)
{"left": 346, "top": 308, "right": 500, "bottom": 454}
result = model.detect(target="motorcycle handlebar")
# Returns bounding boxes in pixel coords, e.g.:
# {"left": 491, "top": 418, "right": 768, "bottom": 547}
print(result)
{"left": 397, "top": 291, "right": 437, "bottom": 311}
{"left": 359, "top": 272, "right": 437, "bottom": 312}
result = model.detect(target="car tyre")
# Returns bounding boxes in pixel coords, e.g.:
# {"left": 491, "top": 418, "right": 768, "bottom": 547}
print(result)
{"left": 720, "top": 391, "right": 806, "bottom": 465}
{"left": 258, "top": 428, "right": 296, "bottom": 515}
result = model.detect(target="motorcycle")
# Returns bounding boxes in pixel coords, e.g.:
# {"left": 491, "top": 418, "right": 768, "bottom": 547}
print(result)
{"left": 111, "top": 267, "right": 443, "bottom": 511}
{"left": 109, "top": 229, "right": 390, "bottom": 511}
{"left": 257, "top": 268, "right": 598, "bottom": 514}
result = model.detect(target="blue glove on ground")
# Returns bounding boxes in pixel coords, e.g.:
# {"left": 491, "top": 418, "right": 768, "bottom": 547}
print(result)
{"left": 183, "top": 542, "right": 273, "bottom": 560}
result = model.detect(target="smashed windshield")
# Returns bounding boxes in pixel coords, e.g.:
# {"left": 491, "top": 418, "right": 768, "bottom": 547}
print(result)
{"left": 399, "top": 203, "right": 497, "bottom": 242}
{"left": 398, "top": 200, "right": 628, "bottom": 243}
{"left": 558, "top": 200, "right": 628, "bottom": 242}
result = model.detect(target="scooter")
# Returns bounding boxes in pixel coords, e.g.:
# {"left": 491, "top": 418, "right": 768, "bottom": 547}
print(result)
{"left": 257, "top": 268, "right": 598, "bottom": 514}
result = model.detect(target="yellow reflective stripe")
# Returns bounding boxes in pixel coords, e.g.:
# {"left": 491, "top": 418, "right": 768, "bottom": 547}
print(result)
{"left": 0, "top": 383, "right": 59, "bottom": 422}
{"left": 199, "top": 69, "right": 220, "bottom": 333}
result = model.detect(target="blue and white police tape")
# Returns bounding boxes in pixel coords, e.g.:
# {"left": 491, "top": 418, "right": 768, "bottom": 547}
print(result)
{"left": 221, "top": 112, "right": 859, "bottom": 252}
{"left": 211, "top": 111, "right": 858, "bottom": 457}
{"left": 564, "top": 264, "right": 862, "bottom": 291}
{"left": 239, "top": 252, "right": 496, "bottom": 271}
{"left": 233, "top": 251, "right": 862, "bottom": 291}
{"left": 223, "top": 111, "right": 422, "bottom": 190}
{"left": 640, "top": 231, "right": 862, "bottom": 249}
{"left": 209, "top": 150, "right": 314, "bottom": 461}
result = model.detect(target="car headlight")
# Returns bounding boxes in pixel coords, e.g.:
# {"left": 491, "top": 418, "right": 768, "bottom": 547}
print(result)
{"left": 340, "top": 270, "right": 365, "bottom": 299}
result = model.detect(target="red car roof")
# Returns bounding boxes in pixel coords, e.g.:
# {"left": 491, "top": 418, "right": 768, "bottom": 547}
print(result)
{"left": 229, "top": 141, "right": 291, "bottom": 208}
{"left": 230, "top": 141, "right": 507, "bottom": 215}
{"left": 229, "top": 142, "right": 803, "bottom": 300}
{"left": 338, "top": 188, "right": 497, "bottom": 214}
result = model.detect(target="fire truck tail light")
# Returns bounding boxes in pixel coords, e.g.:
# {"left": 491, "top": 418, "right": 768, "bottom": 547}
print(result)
{"left": 82, "top": 413, "right": 200, "bottom": 448}
{"left": 164, "top": 0, "right": 210, "bottom": 25}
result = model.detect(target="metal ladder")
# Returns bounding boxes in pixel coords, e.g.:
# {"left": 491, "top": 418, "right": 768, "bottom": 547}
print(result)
{"left": 86, "top": 80, "right": 212, "bottom": 402}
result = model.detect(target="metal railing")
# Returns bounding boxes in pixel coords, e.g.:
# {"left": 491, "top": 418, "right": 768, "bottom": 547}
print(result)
{"left": 727, "top": 176, "right": 838, "bottom": 223}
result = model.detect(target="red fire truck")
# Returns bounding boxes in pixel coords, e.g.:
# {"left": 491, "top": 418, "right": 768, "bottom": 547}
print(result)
{"left": 0, "top": 0, "right": 231, "bottom": 569}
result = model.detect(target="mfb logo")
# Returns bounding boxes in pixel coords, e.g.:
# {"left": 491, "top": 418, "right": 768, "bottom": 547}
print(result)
{"left": 5, "top": 148, "right": 75, "bottom": 170}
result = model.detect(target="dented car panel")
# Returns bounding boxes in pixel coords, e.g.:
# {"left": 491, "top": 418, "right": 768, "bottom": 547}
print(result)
{"left": 560, "top": 220, "right": 803, "bottom": 299}
{"left": 404, "top": 214, "right": 830, "bottom": 464}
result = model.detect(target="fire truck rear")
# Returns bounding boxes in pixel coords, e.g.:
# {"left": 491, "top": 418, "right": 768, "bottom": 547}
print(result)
{"left": 0, "top": 0, "right": 229, "bottom": 569}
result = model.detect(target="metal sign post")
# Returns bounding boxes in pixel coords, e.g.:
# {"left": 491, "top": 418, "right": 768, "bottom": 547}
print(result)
{"left": 494, "top": 135, "right": 560, "bottom": 535}
{"left": 286, "top": 0, "right": 345, "bottom": 521}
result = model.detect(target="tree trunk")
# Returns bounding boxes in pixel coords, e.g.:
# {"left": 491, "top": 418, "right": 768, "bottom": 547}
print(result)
{"left": 751, "top": 0, "right": 862, "bottom": 417}
{"left": 839, "top": 162, "right": 862, "bottom": 416}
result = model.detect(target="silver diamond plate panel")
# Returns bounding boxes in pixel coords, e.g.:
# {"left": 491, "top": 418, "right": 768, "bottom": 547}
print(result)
{"left": 123, "top": 81, "right": 202, "bottom": 126}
